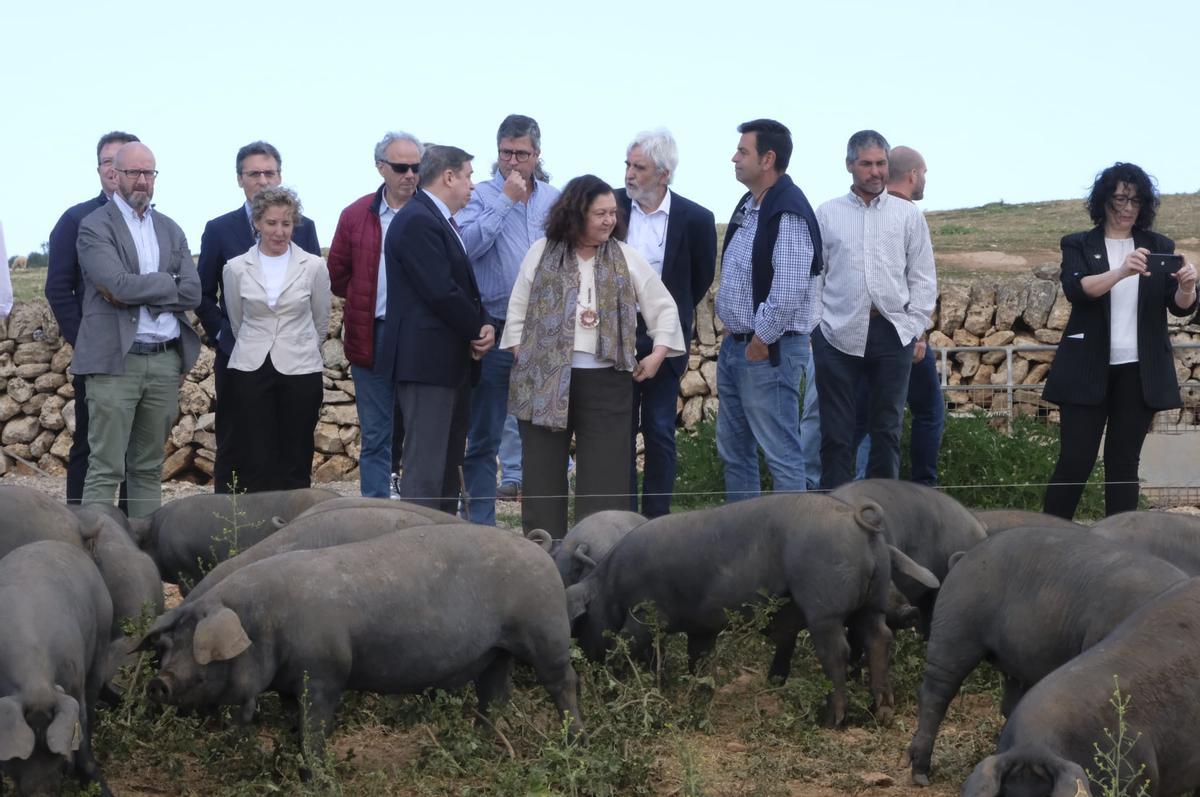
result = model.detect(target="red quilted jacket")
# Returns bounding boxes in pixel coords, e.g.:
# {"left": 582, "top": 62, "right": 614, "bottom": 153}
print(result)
{"left": 327, "top": 187, "right": 385, "bottom": 367}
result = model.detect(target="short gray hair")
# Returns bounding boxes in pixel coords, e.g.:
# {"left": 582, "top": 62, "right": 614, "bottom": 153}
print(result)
{"left": 250, "top": 186, "right": 302, "bottom": 225}
{"left": 846, "top": 130, "right": 890, "bottom": 163}
{"left": 374, "top": 131, "right": 424, "bottom": 163}
{"left": 418, "top": 145, "right": 473, "bottom": 188}
{"left": 627, "top": 129, "right": 678, "bottom": 185}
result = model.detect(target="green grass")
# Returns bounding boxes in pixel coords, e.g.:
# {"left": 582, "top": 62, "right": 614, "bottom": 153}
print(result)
{"left": 10, "top": 266, "right": 47, "bottom": 304}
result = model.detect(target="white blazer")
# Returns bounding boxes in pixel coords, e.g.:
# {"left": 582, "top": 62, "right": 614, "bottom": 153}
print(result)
{"left": 223, "top": 243, "right": 331, "bottom": 375}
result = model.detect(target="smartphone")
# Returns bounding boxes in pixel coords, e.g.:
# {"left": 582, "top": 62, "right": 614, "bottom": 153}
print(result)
{"left": 1147, "top": 253, "right": 1183, "bottom": 274}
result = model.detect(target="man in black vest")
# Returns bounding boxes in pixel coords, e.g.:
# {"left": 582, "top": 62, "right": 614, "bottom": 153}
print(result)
{"left": 714, "top": 119, "right": 823, "bottom": 502}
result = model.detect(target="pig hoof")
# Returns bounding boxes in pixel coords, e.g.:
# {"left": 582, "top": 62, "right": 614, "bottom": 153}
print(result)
{"left": 874, "top": 704, "right": 894, "bottom": 726}
{"left": 911, "top": 772, "right": 930, "bottom": 787}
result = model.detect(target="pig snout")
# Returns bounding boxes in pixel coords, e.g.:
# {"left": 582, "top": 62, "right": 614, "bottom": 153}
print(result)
{"left": 148, "top": 674, "right": 174, "bottom": 703}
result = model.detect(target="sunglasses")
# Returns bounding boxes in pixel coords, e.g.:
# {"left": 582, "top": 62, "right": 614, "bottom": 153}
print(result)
{"left": 381, "top": 160, "right": 420, "bottom": 175}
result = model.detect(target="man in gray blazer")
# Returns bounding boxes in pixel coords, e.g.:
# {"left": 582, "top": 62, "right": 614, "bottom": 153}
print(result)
{"left": 75, "top": 142, "right": 202, "bottom": 517}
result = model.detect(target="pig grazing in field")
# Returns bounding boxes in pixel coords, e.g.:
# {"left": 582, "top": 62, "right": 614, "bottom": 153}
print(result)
{"left": 0, "top": 485, "right": 85, "bottom": 559}
{"left": 528, "top": 510, "right": 648, "bottom": 587}
{"left": 906, "top": 526, "right": 1186, "bottom": 786}
{"left": 961, "top": 577, "right": 1200, "bottom": 797}
{"left": 972, "top": 508, "right": 1085, "bottom": 535}
{"left": 140, "top": 524, "right": 583, "bottom": 752}
{"left": 286, "top": 496, "right": 458, "bottom": 523}
{"left": 0, "top": 542, "right": 113, "bottom": 796}
{"left": 185, "top": 505, "right": 462, "bottom": 601}
{"left": 1092, "top": 510, "right": 1200, "bottom": 574}
{"left": 75, "top": 505, "right": 164, "bottom": 637}
{"left": 566, "top": 493, "right": 937, "bottom": 727}
{"left": 831, "top": 480, "right": 986, "bottom": 635}
{"left": 129, "top": 488, "right": 338, "bottom": 588}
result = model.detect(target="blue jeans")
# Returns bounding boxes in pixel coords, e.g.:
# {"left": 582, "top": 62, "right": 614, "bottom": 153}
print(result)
{"left": 499, "top": 414, "right": 522, "bottom": 486}
{"left": 351, "top": 320, "right": 397, "bottom": 498}
{"left": 716, "top": 333, "right": 810, "bottom": 502}
{"left": 799, "top": 349, "right": 822, "bottom": 490}
{"left": 630, "top": 340, "right": 684, "bottom": 518}
{"left": 852, "top": 343, "right": 945, "bottom": 485}
{"left": 813, "top": 317, "right": 915, "bottom": 490}
{"left": 461, "top": 344, "right": 515, "bottom": 525}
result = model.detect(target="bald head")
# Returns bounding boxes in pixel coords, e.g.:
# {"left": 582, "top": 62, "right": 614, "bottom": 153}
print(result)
{"left": 113, "top": 142, "right": 157, "bottom": 215}
{"left": 886, "top": 146, "right": 926, "bottom": 201}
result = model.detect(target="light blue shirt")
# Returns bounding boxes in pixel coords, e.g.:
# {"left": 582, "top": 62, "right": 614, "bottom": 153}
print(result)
{"left": 422, "top": 189, "right": 466, "bottom": 252}
{"left": 112, "top": 192, "right": 180, "bottom": 343}
{"left": 455, "top": 172, "right": 559, "bottom": 320}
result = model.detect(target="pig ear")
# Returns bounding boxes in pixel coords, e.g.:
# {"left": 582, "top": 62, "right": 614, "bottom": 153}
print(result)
{"left": 565, "top": 581, "right": 592, "bottom": 625}
{"left": 134, "top": 606, "right": 182, "bottom": 652}
{"left": 0, "top": 696, "right": 35, "bottom": 761}
{"left": 888, "top": 545, "right": 940, "bottom": 590}
{"left": 193, "top": 606, "right": 252, "bottom": 666}
{"left": 960, "top": 752, "right": 1007, "bottom": 797}
{"left": 45, "top": 690, "right": 81, "bottom": 755}
{"left": 128, "top": 516, "right": 153, "bottom": 549}
{"left": 948, "top": 550, "right": 967, "bottom": 570}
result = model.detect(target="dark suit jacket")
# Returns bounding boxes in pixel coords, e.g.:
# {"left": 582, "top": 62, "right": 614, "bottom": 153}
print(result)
{"left": 46, "top": 191, "right": 107, "bottom": 345}
{"left": 380, "top": 191, "right": 490, "bottom": 388}
{"left": 197, "top": 205, "right": 320, "bottom": 356}
{"left": 615, "top": 188, "right": 717, "bottom": 377}
{"left": 1042, "top": 227, "right": 1196, "bottom": 409}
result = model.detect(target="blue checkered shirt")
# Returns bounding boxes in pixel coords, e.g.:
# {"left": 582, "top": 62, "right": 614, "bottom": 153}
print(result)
{"left": 715, "top": 197, "right": 819, "bottom": 343}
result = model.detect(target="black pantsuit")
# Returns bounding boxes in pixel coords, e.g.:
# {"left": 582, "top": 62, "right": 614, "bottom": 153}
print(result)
{"left": 1042, "top": 227, "right": 1196, "bottom": 519}
{"left": 520, "top": 367, "right": 633, "bottom": 538}
{"left": 225, "top": 355, "right": 322, "bottom": 493}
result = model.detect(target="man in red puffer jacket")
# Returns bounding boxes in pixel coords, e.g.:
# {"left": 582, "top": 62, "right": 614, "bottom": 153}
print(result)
{"left": 328, "top": 130, "right": 424, "bottom": 498}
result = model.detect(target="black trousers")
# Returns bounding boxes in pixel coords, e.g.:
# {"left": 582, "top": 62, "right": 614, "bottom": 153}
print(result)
{"left": 67, "top": 373, "right": 127, "bottom": 511}
{"left": 396, "top": 379, "right": 471, "bottom": 515}
{"left": 1043, "top": 362, "right": 1156, "bottom": 519}
{"left": 224, "top": 355, "right": 323, "bottom": 494}
{"left": 520, "top": 367, "right": 633, "bottom": 538}
{"left": 212, "top": 348, "right": 238, "bottom": 494}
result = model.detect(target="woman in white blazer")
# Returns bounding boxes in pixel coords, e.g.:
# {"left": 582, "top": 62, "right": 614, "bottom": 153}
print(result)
{"left": 223, "top": 187, "right": 331, "bottom": 492}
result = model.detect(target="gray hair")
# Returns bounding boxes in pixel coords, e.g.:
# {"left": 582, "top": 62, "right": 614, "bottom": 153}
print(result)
{"left": 846, "top": 130, "right": 890, "bottom": 163}
{"left": 492, "top": 114, "right": 550, "bottom": 182}
{"left": 374, "top": 131, "right": 425, "bottom": 163}
{"left": 627, "top": 128, "right": 678, "bottom": 185}
{"left": 250, "top": 186, "right": 302, "bottom": 225}
{"left": 418, "top": 145, "right": 473, "bottom": 188}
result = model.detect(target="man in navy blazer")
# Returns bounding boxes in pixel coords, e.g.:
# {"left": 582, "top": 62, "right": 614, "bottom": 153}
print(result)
{"left": 379, "top": 145, "right": 494, "bottom": 513}
{"left": 616, "top": 129, "right": 717, "bottom": 517}
{"left": 196, "top": 141, "right": 320, "bottom": 493}
{"left": 45, "top": 130, "right": 139, "bottom": 505}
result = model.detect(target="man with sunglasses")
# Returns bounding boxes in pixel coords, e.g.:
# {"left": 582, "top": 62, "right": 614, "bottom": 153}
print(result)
{"left": 196, "top": 140, "right": 321, "bottom": 493}
{"left": 327, "top": 131, "right": 424, "bottom": 498}
{"left": 455, "top": 114, "right": 560, "bottom": 525}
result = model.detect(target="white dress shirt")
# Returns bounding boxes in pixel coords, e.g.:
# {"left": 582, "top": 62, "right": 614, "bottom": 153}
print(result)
{"left": 627, "top": 189, "right": 671, "bottom": 277}
{"left": 112, "top": 192, "right": 180, "bottom": 342}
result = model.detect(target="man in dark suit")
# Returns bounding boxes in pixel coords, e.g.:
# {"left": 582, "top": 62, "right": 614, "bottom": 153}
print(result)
{"left": 45, "top": 130, "right": 139, "bottom": 505}
{"left": 196, "top": 141, "right": 321, "bottom": 492}
{"left": 616, "top": 129, "right": 716, "bottom": 516}
{"left": 379, "top": 145, "right": 494, "bottom": 513}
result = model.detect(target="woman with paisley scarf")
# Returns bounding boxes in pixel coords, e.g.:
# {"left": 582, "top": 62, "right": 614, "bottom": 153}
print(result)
{"left": 501, "top": 175, "right": 685, "bottom": 537}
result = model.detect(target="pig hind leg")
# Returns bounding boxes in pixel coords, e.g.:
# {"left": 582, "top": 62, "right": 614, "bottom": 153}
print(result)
{"left": 473, "top": 652, "right": 515, "bottom": 720}
{"left": 906, "top": 639, "right": 987, "bottom": 784}
{"left": 849, "top": 608, "right": 894, "bottom": 724}
{"left": 764, "top": 602, "right": 806, "bottom": 683}
{"left": 807, "top": 618, "right": 851, "bottom": 728}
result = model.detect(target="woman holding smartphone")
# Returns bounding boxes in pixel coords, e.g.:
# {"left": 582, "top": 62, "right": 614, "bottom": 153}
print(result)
{"left": 1042, "top": 162, "right": 1197, "bottom": 519}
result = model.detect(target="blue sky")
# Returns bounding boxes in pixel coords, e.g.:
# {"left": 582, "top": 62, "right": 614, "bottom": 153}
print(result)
{"left": 2, "top": 0, "right": 1197, "bottom": 257}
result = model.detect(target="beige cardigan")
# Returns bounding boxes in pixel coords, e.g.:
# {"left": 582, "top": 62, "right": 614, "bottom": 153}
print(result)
{"left": 223, "top": 243, "right": 331, "bottom": 375}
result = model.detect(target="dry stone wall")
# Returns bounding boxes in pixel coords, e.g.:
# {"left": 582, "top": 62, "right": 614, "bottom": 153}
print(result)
{"left": 3, "top": 267, "right": 1197, "bottom": 483}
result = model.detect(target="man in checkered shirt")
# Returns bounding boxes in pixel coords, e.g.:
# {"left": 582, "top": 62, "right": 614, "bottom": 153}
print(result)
{"left": 812, "top": 130, "right": 937, "bottom": 489}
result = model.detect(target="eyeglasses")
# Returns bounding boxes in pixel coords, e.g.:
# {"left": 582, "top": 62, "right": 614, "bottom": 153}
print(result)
{"left": 241, "top": 169, "right": 280, "bottom": 180}
{"left": 380, "top": 160, "right": 420, "bottom": 175}
{"left": 498, "top": 148, "right": 534, "bottom": 163}
{"left": 1110, "top": 195, "right": 1143, "bottom": 209}
{"left": 117, "top": 169, "right": 158, "bottom": 180}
